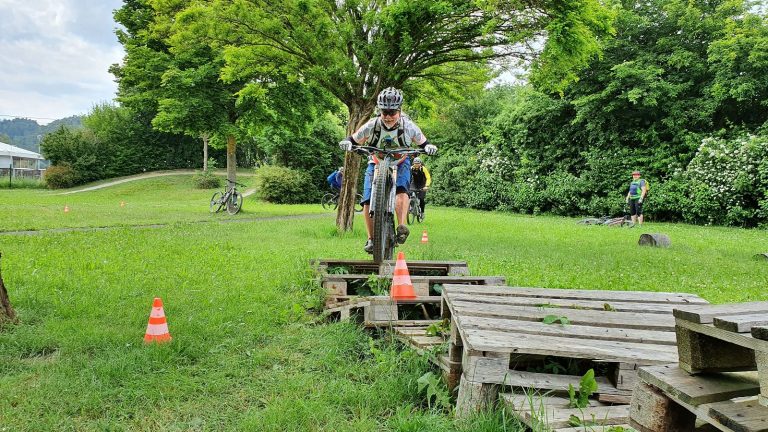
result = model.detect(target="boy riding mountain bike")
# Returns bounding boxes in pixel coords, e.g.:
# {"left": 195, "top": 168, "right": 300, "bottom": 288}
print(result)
{"left": 339, "top": 87, "right": 438, "bottom": 254}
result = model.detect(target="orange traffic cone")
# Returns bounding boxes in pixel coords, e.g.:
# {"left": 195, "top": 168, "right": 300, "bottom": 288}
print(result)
{"left": 421, "top": 230, "right": 429, "bottom": 243}
{"left": 120, "top": 201, "right": 126, "bottom": 208}
{"left": 144, "top": 297, "right": 172, "bottom": 343}
{"left": 63, "top": 205, "right": 70, "bottom": 213}
{"left": 391, "top": 251, "right": 417, "bottom": 301}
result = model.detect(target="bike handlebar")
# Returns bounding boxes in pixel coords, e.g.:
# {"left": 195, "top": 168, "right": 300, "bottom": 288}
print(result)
{"left": 226, "top": 179, "right": 246, "bottom": 187}
{"left": 352, "top": 146, "right": 425, "bottom": 158}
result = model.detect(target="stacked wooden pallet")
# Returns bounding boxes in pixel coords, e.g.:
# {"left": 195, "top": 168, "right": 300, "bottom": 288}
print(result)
{"left": 314, "top": 259, "right": 505, "bottom": 328}
{"left": 440, "top": 283, "right": 708, "bottom": 431}
{"left": 630, "top": 302, "right": 768, "bottom": 432}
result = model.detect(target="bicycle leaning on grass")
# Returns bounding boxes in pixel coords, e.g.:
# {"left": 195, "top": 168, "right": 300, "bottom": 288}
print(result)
{"left": 321, "top": 190, "right": 364, "bottom": 212}
{"left": 209, "top": 179, "right": 244, "bottom": 215}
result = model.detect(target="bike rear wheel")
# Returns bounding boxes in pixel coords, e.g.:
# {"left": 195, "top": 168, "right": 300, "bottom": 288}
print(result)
{"left": 354, "top": 193, "right": 363, "bottom": 213}
{"left": 210, "top": 192, "right": 224, "bottom": 213}
{"left": 321, "top": 193, "right": 337, "bottom": 210}
{"left": 226, "top": 191, "right": 243, "bottom": 215}
{"left": 372, "top": 161, "right": 395, "bottom": 264}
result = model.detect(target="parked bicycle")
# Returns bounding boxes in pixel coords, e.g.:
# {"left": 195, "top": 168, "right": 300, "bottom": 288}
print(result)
{"left": 209, "top": 179, "right": 244, "bottom": 215}
{"left": 577, "top": 215, "right": 633, "bottom": 227}
{"left": 321, "top": 191, "right": 364, "bottom": 212}
{"left": 352, "top": 146, "right": 425, "bottom": 263}
{"left": 407, "top": 190, "right": 424, "bottom": 224}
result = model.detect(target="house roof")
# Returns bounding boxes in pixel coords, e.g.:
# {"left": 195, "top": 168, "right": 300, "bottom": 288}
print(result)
{"left": 0, "top": 142, "right": 44, "bottom": 160}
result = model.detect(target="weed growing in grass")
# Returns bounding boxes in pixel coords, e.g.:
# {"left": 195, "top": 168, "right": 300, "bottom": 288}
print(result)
{"left": 417, "top": 371, "right": 451, "bottom": 411}
{"left": 425, "top": 319, "right": 450, "bottom": 337}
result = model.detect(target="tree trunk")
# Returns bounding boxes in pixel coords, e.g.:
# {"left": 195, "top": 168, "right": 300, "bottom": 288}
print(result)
{"left": 0, "top": 253, "right": 18, "bottom": 327}
{"left": 202, "top": 133, "right": 210, "bottom": 172}
{"left": 336, "top": 100, "right": 376, "bottom": 231}
{"left": 226, "top": 134, "right": 237, "bottom": 183}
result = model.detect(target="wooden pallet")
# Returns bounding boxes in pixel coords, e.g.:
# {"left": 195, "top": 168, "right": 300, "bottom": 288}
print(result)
{"left": 630, "top": 364, "right": 767, "bottom": 432}
{"left": 673, "top": 302, "right": 768, "bottom": 408}
{"left": 310, "top": 259, "right": 470, "bottom": 277}
{"left": 322, "top": 274, "right": 506, "bottom": 299}
{"left": 324, "top": 296, "right": 442, "bottom": 327}
{"left": 441, "top": 284, "right": 708, "bottom": 418}
{"left": 503, "top": 393, "right": 631, "bottom": 431}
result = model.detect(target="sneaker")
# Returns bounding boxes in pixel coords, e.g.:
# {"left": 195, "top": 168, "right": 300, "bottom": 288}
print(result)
{"left": 396, "top": 224, "right": 410, "bottom": 245}
{"left": 363, "top": 239, "right": 374, "bottom": 254}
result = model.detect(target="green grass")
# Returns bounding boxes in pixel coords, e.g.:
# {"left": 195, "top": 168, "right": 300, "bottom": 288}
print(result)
{"left": 0, "top": 175, "right": 326, "bottom": 232}
{"left": 1, "top": 177, "right": 767, "bottom": 430}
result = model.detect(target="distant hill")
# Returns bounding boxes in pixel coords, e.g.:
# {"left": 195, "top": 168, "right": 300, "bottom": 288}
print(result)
{"left": 0, "top": 116, "right": 84, "bottom": 152}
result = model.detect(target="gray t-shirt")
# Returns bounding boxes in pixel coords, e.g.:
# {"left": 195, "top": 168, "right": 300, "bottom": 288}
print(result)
{"left": 352, "top": 115, "right": 427, "bottom": 148}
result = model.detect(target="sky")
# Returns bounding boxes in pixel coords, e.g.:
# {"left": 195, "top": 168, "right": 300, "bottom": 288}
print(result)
{"left": 0, "top": 0, "right": 124, "bottom": 125}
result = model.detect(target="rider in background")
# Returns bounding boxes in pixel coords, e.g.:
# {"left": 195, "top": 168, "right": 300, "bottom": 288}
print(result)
{"left": 339, "top": 87, "right": 438, "bottom": 254}
{"left": 326, "top": 167, "right": 344, "bottom": 192}
{"left": 410, "top": 157, "right": 431, "bottom": 216}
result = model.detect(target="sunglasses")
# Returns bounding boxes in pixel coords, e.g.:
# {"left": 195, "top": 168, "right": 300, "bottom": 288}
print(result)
{"left": 381, "top": 109, "right": 399, "bottom": 117}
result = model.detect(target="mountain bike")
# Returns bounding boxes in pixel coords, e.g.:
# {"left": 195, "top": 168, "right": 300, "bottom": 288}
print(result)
{"left": 209, "top": 179, "right": 244, "bottom": 215}
{"left": 407, "top": 190, "right": 424, "bottom": 224}
{"left": 321, "top": 191, "right": 364, "bottom": 212}
{"left": 353, "top": 146, "right": 425, "bottom": 263}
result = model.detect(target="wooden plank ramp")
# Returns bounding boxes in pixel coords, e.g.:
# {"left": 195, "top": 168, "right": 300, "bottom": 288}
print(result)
{"left": 442, "top": 284, "right": 708, "bottom": 421}
{"left": 310, "top": 258, "right": 470, "bottom": 277}
{"left": 673, "top": 302, "right": 768, "bottom": 407}
{"left": 502, "top": 393, "right": 630, "bottom": 431}
{"left": 322, "top": 274, "right": 505, "bottom": 300}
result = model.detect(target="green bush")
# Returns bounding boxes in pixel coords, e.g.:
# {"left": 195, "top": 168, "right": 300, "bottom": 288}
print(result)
{"left": 254, "top": 165, "right": 318, "bottom": 204}
{"left": 192, "top": 170, "right": 222, "bottom": 189}
{"left": 0, "top": 177, "right": 46, "bottom": 189}
{"left": 44, "top": 164, "right": 79, "bottom": 189}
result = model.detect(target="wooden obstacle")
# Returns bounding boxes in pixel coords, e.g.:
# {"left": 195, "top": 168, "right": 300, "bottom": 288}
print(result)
{"left": 325, "top": 296, "right": 443, "bottom": 327}
{"left": 311, "top": 258, "right": 470, "bottom": 277}
{"left": 639, "top": 233, "right": 671, "bottom": 247}
{"left": 322, "top": 274, "right": 505, "bottom": 300}
{"left": 440, "top": 283, "right": 708, "bottom": 425}
{"left": 629, "top": 302, "right": 768, "bottom": 432}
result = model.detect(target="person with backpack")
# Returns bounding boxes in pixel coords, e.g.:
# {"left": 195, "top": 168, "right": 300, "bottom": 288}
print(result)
{"left": 625, "top": 170, "right": 648, "bottom": 225}
{"left": 410, "top": 157, "right": 432, "bottom": 215}
{"left": 326, "top": 167, "right": 344, "bottom": 192}
{"left": 339, "top": 87, "right": 438, "bottom": 254}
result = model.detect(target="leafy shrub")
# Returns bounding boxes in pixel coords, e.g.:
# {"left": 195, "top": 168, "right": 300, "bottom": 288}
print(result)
{"left": 192, "top": 170, "right": 221, "bottom": 189}
{"left": 44, "top": 164, "right": 79, "bottom": 189}
{"left": 0, "top": 177, "right": 46, "bottom": 189}
{"left": 254, "top": 165, "right": 317, "bottom": 204}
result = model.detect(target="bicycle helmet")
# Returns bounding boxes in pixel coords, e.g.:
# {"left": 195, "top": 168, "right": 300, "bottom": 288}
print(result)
{"left": 377, "top": 87, "right": 403, "bottom": 110}
{"left": 413, "top": 157, "right": 423, "bottom": 164}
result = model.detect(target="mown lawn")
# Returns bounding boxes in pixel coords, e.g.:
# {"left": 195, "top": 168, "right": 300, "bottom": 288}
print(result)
{"left": 0, "top": 174, "right": 325, "bottom": 232}
{"left": 1, "top": 177, "right": 767, "bottom": 430}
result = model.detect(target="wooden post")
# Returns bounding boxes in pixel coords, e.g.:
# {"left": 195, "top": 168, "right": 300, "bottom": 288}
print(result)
{"left": 455, "top": 376, "right": 499, "bottom": 417}
{"left": 676, "top": 326, "right": 755, "bottom": 373}
{"left": 0, "top": 253, "right": 18, "bottom": 326}
{"left": 629, "top": 382, "right": 696, "bottom": 432}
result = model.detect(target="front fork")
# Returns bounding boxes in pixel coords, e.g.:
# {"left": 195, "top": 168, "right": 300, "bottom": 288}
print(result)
{"left": 368, "top": 159, "right": 397, "bottom": 218}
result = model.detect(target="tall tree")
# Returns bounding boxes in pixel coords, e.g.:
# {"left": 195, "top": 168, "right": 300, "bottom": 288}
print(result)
{"left": 212, "top": 0, "right": 614, "bottom": 230}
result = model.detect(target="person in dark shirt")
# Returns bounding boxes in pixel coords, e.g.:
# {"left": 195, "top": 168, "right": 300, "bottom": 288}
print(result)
{"left": 409, "top": 157, "right": 431, "bottom": 215}
{"left": 625, "top": 170, "right": 648, "bottom": 225}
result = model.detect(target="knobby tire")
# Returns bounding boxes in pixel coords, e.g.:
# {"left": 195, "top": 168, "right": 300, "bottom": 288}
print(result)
{"left": 321, "top": 193, "right": 337, "bottom": 210}
{"left": 226, "top": 191, "right": 243, "bottom": 215}
{"left": 210, "top": 192, "right": 224, "bottom": 213}
{"left": 372, "top": 161, "right": 394, "bottom": 264}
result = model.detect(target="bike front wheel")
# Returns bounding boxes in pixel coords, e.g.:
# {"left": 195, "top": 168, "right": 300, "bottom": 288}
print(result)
{"left": 407, "top": 198, "right": 418, "bottom": 225}
{"left": 321, "top": 193, "right": 337, "bottom": 210}
{"left": 372, "top": 162, "right": 395, "bottom": 264}
{"left": 354, "top": 193, "right": 363, "bottom": 213}
{"left": 210, "top": 192, "right": 224, "bottom": 213}
{"left": 226, "top": 191, "right": 243, "bottom": 215}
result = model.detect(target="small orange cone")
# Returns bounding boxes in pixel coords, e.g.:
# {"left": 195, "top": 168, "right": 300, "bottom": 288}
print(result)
{"left": 120, "top": 201, "right": 126, "bottom": 208}
{"left": 63, "top": 205, "right": 70, "bottom": 213}
{"left": 144, "top": 297, "right": 172, "bottom": 343}
{"left": 391, "top": 251, "right": 417, "bottom": 301}
{"left": 421, "top": 230, "right": 429, "bottom": 243}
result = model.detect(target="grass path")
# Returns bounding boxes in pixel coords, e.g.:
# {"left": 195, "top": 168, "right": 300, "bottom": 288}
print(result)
{"left": 57, "top": 169, "right": 257, "bottom": 195}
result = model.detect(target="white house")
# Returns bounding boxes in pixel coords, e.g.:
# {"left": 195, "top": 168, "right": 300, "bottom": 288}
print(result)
{"left": 0, "top": 142, "right": 46, "bottom": 179}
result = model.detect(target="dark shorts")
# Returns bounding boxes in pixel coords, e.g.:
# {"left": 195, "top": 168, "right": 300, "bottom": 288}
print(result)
{"left": 361, "top": 159, "right": 411, "bottom": 205}
{"left": 629, "top": 199, "right": 643, "bottom": 216}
